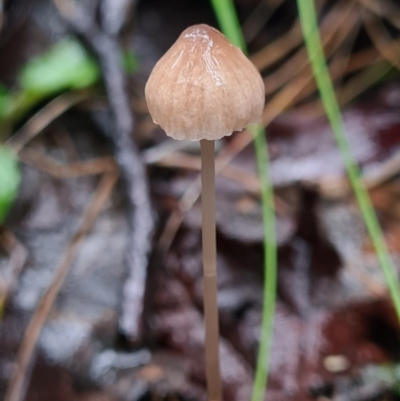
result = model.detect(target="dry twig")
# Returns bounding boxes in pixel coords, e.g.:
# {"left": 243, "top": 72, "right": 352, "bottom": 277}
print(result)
{"left": 53, "top": 0, "right": 154, "bottom": 343}
{"left": 362, "top": 10, "right": 400, "bottom": 71}
{"left": 7, "top": 91, "right": 90, "bottom": 154}
{"left": 0, "top": 230, "right": 28, "bottom": 315}
{"left": 264, "top": 0, "right": 357, "bottom": 96}
{"left": 241, "top": 0, "right": 285, "bottom": 45}
{"left": 4, "top": 172, "right": 118, "bottom": 401}
{"left": 357, "top": 0, "right": 400, "bottom": 31}
{"left": 19, "top": 150, "right": 117, "bottom": 178}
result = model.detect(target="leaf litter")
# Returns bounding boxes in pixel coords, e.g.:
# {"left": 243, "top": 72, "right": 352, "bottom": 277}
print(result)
{"left": 1, "top": 1, "right": 400, "bottom": 401}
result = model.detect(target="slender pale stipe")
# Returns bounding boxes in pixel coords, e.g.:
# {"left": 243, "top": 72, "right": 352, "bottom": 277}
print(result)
{"left": 200, "top": 139, "right": 222, "bottom": 401}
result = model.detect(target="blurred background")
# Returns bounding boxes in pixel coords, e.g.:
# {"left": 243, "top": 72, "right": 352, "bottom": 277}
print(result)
{"left": 1, "top": 0, "right": 400, "bottom": 400}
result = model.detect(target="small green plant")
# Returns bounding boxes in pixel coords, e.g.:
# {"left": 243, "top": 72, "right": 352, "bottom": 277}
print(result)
{"left": 0, "top": 38, "right": 138, "bottom": 224}
{"left": 0, "top": 37, "right": 138, "bottom": 126}
{"left": 0, "top": 38, "right": 100, "bottom": 225}
{"left": 0, "top": 38, "right": 100, "bottom": 126}
{"left": 0, "top": 147, "right": 20, "bottom": 225}
{"left": 19, "top": 38, "right": 100, "bottom": 96}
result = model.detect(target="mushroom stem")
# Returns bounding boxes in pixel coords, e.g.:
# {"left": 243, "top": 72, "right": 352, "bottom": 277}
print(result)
{"left": 200, "top": 139, "right": 222, "bottom": 401}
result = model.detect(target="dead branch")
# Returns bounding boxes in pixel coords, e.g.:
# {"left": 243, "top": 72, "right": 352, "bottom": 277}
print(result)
{"left": 52, "top": 0, "right": 154, "bottom": 344}
{"left": 4, "top": 172, "right": 118, "bottom": 401}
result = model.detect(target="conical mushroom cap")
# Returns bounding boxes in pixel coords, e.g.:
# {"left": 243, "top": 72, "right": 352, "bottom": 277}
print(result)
{"left": 145, "top": 24, "right": 265, "bottom": 141}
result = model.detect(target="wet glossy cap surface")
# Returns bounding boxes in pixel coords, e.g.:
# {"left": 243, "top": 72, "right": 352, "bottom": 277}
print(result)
{"left": 145, "top": 24, "right": 265, "bottom": 141}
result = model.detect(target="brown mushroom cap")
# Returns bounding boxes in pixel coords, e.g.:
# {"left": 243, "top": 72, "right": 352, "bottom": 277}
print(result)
{"left": 145, "top": 24, "right": 265, "bottom": 141}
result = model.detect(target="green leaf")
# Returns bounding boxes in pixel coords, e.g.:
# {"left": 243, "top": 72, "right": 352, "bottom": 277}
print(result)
{"left": 122, "top": 51, "right": 139, "bottom": 74}
{"left": 0, "top": 84, "right": 8, "bottom": 100}
{"left": 0, "top": 147, "right": 20, "bottom": 225}
{"left": 0, "top": 85, "right": 10, "bottom": 120}
{"left": 18, "top": 38, "right": 100, "bottom": 96}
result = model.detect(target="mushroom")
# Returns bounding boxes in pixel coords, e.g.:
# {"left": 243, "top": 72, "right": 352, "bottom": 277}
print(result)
{"left": 145, "top": 24, "right": 264, "bottom": 401}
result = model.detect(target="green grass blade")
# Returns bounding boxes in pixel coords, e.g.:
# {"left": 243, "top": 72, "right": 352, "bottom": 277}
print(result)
{"left": 296, "top": 0, "right": 400, "bottom": 320}
{"left": 208, "top": 1, "right": 277, "bottom": 400}
{"left": 0, "top": 146, "right": 20, "bottom": 225}
{"left": 250, "top": 125, "right": 277, "bottom": 401}
{"left": 209, "top": 0, "right": 246, "bottom": 50}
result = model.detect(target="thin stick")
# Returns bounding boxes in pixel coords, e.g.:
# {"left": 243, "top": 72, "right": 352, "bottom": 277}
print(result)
{"left": 4, "top": 172, "right": 118, "bottom": 401}
{"left": 200, "top": 139, "right": 222, "bottom": 401}
{"left": 19, "top": 150, "right": 116, "bottom": 178}
{"left": 6, "top": 91, "right": 90, "bottom": 154}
